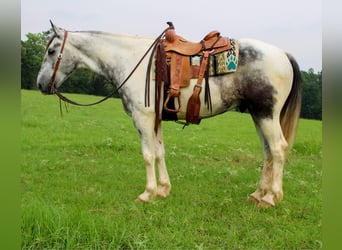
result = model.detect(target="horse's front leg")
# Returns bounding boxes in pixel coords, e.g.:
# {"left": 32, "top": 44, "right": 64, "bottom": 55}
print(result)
{"left": 155, "top": 122, "right": 171, "bottom": 198}
{"left": 133, "top": 112, "right": 158, "bottom": 202}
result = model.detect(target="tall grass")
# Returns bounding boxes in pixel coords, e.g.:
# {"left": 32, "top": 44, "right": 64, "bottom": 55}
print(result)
{"left": 21, "top": 90, "right": 322, "bottom": 249}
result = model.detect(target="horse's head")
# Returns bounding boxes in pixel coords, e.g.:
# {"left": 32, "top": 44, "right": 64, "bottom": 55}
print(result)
{"left": 37, "top": 21, "right": 78, "bottom": 94}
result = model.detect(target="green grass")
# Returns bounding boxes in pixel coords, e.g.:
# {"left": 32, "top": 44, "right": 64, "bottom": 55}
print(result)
{"left": 21, "top": 90, "right": 322, "bottom": 249}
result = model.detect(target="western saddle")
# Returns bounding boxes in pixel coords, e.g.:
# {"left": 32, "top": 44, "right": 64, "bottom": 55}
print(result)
{"left": 154, "top": 22, "right": 232, "bottom": 128}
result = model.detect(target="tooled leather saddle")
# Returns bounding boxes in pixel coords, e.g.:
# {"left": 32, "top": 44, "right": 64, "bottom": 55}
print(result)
{"left": 152, "top": 22, "right": 232, "bottom": 131}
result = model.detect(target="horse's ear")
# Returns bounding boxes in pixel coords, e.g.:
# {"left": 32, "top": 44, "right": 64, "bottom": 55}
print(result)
{"left": 50, "top": 20, "right": 57, "bottom": 33}
{"left": 49, "top": 20, "right": 63, "bottom": 37}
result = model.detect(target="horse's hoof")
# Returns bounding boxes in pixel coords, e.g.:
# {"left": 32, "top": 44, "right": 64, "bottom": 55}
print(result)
{"left": 157, "top": 191, "right": 169, "bottom": 199}
{"left": 257, "top": 200, "right": 275, "bottom": 208}
{"left": 248, "top": 190, "right": 263, "bottom": 203}
{"left": 135, "top": 197, "right": 146, "bottom": 203}
{"left": 157, "top": 183, "right": 171, "bottom": 199}
{"left": 135, "top": 189, "right": 157, "bottom": 203}
{"left": 257, "top": 194, "right": 275, "bottom": 208}
{"left": 247, "top": 195, "right": 259, "bottom": 204}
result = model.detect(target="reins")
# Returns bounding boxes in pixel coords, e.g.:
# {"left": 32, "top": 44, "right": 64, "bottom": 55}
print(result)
{"left": 52, "top": 27, "right": 171, "bottom": 107}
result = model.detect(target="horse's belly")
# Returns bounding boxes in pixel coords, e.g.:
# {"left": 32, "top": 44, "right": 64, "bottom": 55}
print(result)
{"left": 175, "top": 79, "right": 231, "bottom": 120}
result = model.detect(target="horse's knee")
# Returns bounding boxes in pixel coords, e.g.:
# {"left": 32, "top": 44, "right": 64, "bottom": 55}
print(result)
{"left": 143, "top": 151, "right": 155, "bottom": 165}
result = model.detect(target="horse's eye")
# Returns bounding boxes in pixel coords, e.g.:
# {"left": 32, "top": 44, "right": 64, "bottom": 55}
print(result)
{"left": 48, "top": 48, "right": 55, "bottom": 55}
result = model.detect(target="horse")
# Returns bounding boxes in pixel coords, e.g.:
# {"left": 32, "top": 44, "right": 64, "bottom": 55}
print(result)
{"left": 37, "top": 21, "right": 301, "bottom": 208}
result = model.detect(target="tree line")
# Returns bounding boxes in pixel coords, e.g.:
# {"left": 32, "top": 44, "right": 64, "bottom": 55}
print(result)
{"left": 21, "top": 31, "right": 322, "bottom": 120}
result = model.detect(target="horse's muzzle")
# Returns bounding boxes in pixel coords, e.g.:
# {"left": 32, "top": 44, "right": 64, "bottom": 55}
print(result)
{"left": 38, "top": 82, "right": 54, "bottom": 95}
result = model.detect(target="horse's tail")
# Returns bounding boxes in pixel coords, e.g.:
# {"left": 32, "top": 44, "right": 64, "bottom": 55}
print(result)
{"left": 280, "top": 53, "right": 302, "bottom": 150}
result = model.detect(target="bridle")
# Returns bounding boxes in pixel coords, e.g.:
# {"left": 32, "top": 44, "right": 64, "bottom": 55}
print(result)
{"left": 48, "top": 30, "right": 69, "bottom": 94}
{"left": 44, "top": 26, "right": 171, "bottom": 106}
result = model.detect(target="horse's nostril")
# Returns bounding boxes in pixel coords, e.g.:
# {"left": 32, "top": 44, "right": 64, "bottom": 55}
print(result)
{"left": 38, "top": 83, "right": 42, "bottom": 90}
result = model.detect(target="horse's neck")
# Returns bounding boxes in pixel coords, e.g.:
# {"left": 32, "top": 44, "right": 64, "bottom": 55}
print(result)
{"left": 69, "top": 31, "right": 153, "bottom": 82}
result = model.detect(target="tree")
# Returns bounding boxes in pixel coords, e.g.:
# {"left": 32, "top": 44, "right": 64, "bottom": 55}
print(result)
{"left": 21, "top": 32, "right": 49, "bottom": 89}
{"left": 300, "top": 69, "right": 322, "bottom": 120}
{"left": 57, "top": 68, "right": 119, "bottom": 97}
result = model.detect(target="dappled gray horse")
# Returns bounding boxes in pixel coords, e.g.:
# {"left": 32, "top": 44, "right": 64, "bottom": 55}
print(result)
{"left": 37, "top": 22, "right": 301, "bottom": 208}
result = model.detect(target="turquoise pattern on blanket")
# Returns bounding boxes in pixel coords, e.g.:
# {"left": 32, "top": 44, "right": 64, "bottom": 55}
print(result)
{"left": 226, "top": 54, "right": 238, "bottom": 70}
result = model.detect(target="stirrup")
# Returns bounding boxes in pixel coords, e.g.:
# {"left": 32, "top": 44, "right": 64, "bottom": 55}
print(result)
{"left": 163, "top": 94, "right": 181, "bottom": 113}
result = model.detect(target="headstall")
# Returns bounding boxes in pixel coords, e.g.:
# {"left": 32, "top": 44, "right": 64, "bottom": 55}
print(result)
{"left": 48, "top": 30, "right": 69, "bottom": 94}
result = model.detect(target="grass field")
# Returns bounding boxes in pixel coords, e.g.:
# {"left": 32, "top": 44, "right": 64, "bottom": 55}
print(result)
{"left": 21, "top": 90, "right": 322, "bottom": 249}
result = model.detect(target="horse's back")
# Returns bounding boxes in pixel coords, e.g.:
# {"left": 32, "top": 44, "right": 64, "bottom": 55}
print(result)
{"left": 238, "top": 38, "right": 292, "bottom": 74}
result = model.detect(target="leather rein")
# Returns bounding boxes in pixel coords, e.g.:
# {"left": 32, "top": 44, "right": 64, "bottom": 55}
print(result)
{"left": 48, "top": 28, "right": 170, "bottom": 106}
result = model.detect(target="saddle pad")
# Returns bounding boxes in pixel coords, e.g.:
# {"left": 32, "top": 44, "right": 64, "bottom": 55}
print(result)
{"left": 190, "top": 39, "right": 239, "bottom": 76}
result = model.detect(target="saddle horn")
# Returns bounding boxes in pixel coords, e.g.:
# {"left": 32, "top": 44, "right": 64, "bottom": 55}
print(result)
{"left": 165, "top": 22, "right": 176, "bottom": 42}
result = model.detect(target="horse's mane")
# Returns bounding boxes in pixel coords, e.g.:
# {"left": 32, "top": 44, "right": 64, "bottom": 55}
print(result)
{"left": 73, "top": 30, "right": 153, "bottom": 40}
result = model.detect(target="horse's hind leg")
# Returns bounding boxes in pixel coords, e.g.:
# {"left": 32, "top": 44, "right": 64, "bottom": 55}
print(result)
{"left": 155, "top": 122, "right": 171, "bottom": 198}
{"left": 248, "top": 123, "right": 273, "bottom": 204}
{"left": 250, "top": 117, "right": 288, "bottom": 207}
